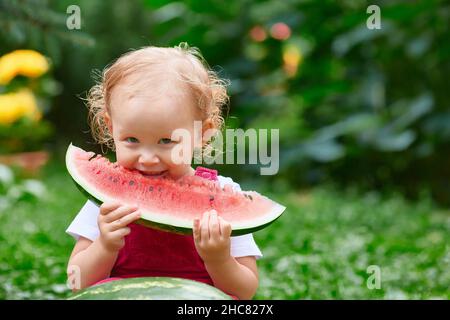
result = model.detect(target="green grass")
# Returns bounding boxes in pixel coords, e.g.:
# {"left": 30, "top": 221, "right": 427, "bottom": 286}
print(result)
{"left": 0, "top": 160, "right": 449, "bottom": 299}
{"left": 254, "top": 189, "right": 450, "bottom": 299}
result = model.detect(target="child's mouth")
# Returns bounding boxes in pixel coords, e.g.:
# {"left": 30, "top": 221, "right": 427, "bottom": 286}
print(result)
{"left": 140, "top": 170, "right": 168, "bottom": 177}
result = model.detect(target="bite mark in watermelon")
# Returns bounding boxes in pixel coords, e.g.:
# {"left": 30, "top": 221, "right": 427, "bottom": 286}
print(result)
{"left": 66, "top": 144, "right": 285, "bottom": 235}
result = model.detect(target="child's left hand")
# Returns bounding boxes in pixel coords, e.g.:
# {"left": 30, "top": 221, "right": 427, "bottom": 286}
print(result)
{"left": 193, "top": 209, "right": 232, "bottom": 264}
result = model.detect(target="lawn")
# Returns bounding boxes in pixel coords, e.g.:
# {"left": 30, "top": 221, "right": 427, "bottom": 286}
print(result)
{"left": 0, "top": 158, "right": 449, "bottom": 299}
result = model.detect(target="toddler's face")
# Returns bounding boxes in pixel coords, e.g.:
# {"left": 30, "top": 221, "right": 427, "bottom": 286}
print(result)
{"left": 106, "top": 88, "right": 206, "bottom": 180}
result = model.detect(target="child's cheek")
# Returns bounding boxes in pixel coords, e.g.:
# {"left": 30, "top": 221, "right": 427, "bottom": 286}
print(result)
{"left": 115, "top": 145, "right": 136, "bottom": 169}
{"left": 163, "top": 153, "right": 194, "bottom": 179}
{"left": 162, "top": 147, "right": 188, "bottom": 167}
{"left": 167, "top": 163, "right": 191, "bottom": 179}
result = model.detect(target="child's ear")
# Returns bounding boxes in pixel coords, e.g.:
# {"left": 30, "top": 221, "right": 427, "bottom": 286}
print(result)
{"left": 201, "top": 119, "right": 219, "bottom": 147}
{"left": 104, "top": 112, "right": 113, "bottom": 134}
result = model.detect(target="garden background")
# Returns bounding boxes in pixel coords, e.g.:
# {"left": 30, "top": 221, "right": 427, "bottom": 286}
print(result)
{"left": 0, "top": 0, "right": 449, "bottom": 299}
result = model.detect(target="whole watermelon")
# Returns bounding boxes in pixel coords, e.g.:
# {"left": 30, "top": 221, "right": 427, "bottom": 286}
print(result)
{"left": 67, "top": 277, "right": 232, "bottom": 300}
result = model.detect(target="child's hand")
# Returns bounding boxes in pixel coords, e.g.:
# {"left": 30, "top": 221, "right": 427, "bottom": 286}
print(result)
{"left": 193, "top": 210, "right": 232, "bottom": 264}
{"left": 97, "top": 202, "right": 141, "bottom": 252}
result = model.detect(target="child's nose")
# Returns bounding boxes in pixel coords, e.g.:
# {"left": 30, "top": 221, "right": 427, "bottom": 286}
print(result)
{"left": 138, "top": 152, "right": 160, "bottom": 165}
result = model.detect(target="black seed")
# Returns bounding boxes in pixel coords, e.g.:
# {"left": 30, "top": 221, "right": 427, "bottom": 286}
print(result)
{"left": 209, "top": 195, "right": 214, "bottom": 201}
{"left": 149, "top": 186, "right": 154, "bottom": 192}
{"left": 88, "top": 154, "right": 96, "bottom": 161}
{"left": 248, "top": 195, "right": 253, "bottom": 201}
{"left": 129, "top": 180, "right": 135, "bottom": 186}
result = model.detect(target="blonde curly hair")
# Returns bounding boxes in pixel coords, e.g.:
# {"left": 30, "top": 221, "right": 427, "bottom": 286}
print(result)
{"left": 86, "top": 43, "right": 229, "bottom": 156}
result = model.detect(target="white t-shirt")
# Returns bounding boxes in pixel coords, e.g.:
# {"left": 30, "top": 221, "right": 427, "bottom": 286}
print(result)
{"left": 66, "top": 175, "right": 263, "bottom": 259}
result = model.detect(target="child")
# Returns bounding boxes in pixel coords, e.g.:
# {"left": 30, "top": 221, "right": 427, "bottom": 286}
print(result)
{"left": 66, "top": 43, "right": 262, "bottom": 300}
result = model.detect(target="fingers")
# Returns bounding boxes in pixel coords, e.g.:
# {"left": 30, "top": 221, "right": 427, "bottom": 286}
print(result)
{"left": 100, "top": 201, "right": 121, "bottom": 215}
{"left": 219, "top": 216, "right": 232, "bottom": 238}
{"left": 194, "top": 210, "right": 232, "bottom": 245}
{"left": 193, "top": 210, "right": 233, "bottom": 264}
{"left": 201, "top": 210, "right": 210, "bottom": 241}
{"left": 110, "top": 210, "right": 141, "bottom": 231}
{"left": 103, "top": 205, "right": 139, "bottom": 223}
{"left": 193, "top": 218, "right": 201, "bottom": 243}
{"left": 98, "top": 202, "right": 139, "bottom": 252}
{"left": 209, "top": 210, "right": 220, "bottom": 238}
{"left": 109, "top": 226, "right": 131, "bottom": 239}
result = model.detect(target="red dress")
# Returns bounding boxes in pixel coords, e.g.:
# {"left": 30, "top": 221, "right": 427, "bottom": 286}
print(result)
{"left": 93, "top": 167, "right": 237, "bottom": 298}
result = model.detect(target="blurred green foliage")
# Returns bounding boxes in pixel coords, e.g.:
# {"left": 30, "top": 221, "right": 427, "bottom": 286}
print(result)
{"left": 1, "top": 0, "right": 449, "bottom": 203}
{"left": 0, "top": 163, "right": 47, "bottom": 211}
{"left": 0, "top": 117, "right": 53, "bottom": 153}
{"left": 256, "top": 186, "right": 449, "bottom": 299}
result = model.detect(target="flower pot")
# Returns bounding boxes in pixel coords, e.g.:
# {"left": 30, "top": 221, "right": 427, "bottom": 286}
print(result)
{"left": 0, "top": 150, "right": 49, "bottom": 174}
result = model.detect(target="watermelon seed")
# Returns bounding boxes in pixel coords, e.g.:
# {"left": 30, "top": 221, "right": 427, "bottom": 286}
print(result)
{"left": 149, "top": 186, "right": 154, "bottom": 192}
{"left": 129, "top": 180, "right": 135, "bottom": 186}
{"left": 113, "top": 178, "right": 118, "bottom": 183}
{"left": 88, "top": 154, "right": 96, "bottom": 161}
{"left": 248, "top": 194, "right": 253, "bottom": 201}
{"left": 209, "top": 195, "right": 214, "bottom": 202}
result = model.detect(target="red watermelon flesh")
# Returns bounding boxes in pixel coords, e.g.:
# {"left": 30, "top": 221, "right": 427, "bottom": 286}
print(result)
{"left": 66, "top": 144, "right": 285, "bottom": 235}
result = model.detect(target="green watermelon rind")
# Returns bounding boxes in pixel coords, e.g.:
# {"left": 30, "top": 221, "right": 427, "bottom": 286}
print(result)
{"left": 67, "top": 277, "right": 233, "bottom": 300}
{"left": 67, "top": 143, "right": 286, "bottom": 236}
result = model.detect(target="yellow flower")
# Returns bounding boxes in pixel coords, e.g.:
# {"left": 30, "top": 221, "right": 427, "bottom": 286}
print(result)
{"left": 0, "top": 89, "right": 41, "bottom": 124}
{"left": 282, "top": 43, "right": 303, "bottom": 78}
{"left": 0, "top": 50, "right": 49, "bottom": 85}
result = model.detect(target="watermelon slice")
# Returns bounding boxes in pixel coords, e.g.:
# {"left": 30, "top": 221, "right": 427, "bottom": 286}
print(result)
{"left": 66, "top": 144, "right": 285, "bottom": 235}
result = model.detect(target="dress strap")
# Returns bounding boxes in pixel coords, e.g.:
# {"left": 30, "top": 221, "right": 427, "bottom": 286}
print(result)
{"left": 194, "top": 166, "right": 218, "bottom": 181}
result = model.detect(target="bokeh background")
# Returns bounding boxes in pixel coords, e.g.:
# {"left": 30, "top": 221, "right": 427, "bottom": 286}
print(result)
{"left": 0, "top": 0, "right": 449, "bottom": 299}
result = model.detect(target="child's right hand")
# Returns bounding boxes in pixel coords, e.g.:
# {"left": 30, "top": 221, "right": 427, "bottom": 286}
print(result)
{"left": 97, "top": 202, "right": 141, "bottom": 252}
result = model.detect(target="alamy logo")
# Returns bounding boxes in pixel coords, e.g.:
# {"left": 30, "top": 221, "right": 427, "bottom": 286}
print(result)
{"left": 66, "top": 5, "right": 81, "bottom": 30}
{"left": 366, "top": 265, "right": 382, "bottom": 290}
{"left": 366, "top": 5, "right": 381, "bottom": 30}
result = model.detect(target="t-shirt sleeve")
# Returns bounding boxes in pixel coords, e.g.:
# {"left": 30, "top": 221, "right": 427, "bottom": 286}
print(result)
{"left": 230, "top": 234, "right": 263, "bottom": 259}
{"left": 66, "top": 200, "right": 100, "bottom": 241}
{"left": 218, "top": 175, "right": 264, "bottom": 260}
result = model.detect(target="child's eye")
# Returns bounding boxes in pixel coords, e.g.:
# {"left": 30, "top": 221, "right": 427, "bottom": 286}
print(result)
{"left": 158, "top": 138, "right": 173, "bottom": 145}
{"left": 126, "top": 137, "right": 139, "bottom": 143}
